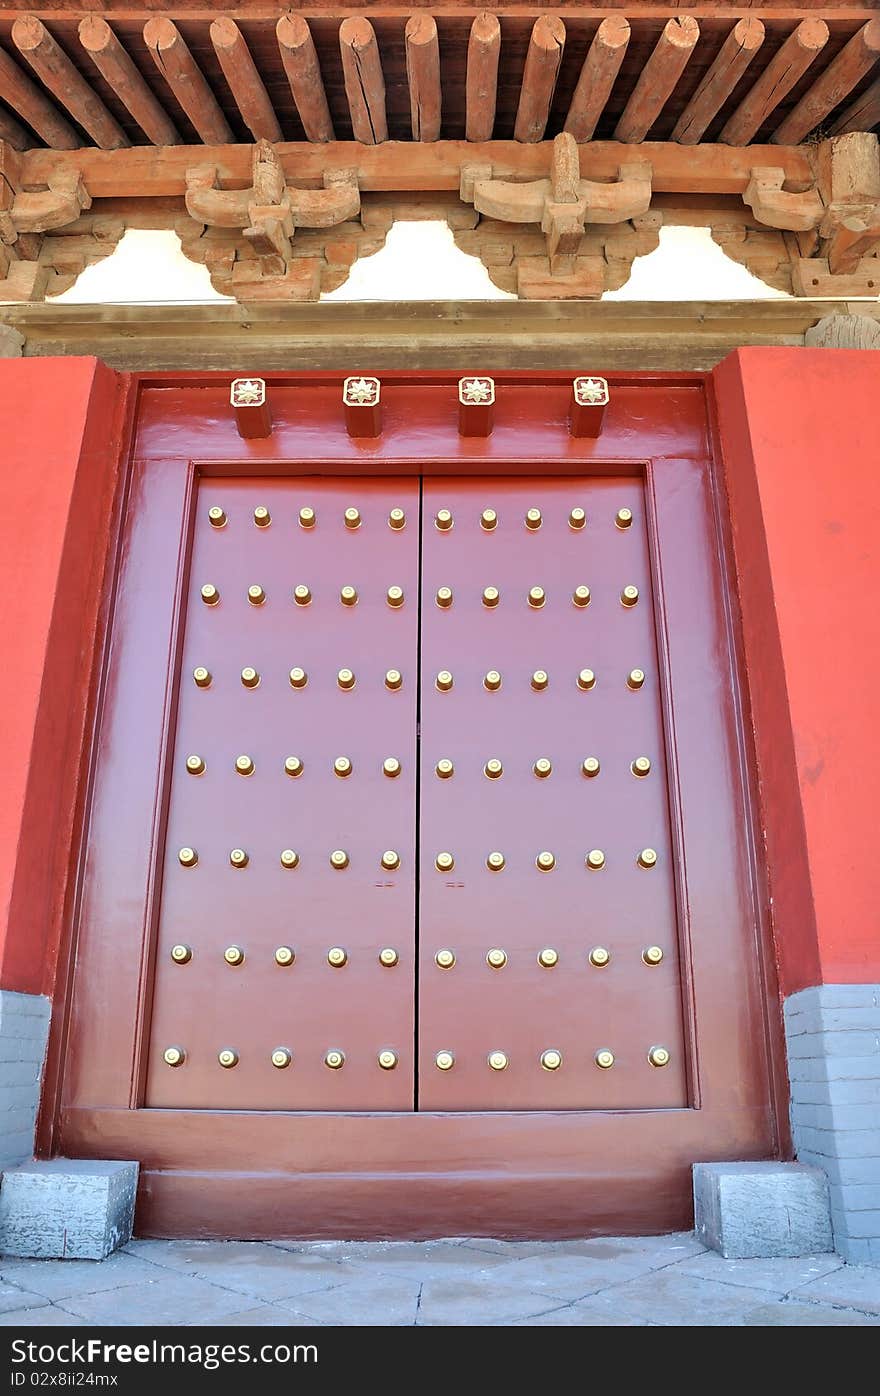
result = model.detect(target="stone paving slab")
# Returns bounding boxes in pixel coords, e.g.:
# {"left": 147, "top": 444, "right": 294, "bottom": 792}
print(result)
{"left": 0, "top": 1234, "right": 877, "bottom": 1326}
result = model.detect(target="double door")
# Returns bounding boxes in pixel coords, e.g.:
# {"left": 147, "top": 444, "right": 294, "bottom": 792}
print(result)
{"left": 146, "top": 474, "right": 685, "bottom": 1111}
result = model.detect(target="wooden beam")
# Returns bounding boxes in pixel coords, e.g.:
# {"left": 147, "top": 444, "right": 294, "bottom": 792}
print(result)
{"left": 615, "top": 17, "right": 700, "bottom": 143}
{"left": 0, "top": 104, "right": 31, "bottom": 153}
{"left": 720, "top": 19, "right": 829, "bottom": 146}
{"left": 830, "top": 78, "right": 880, "bottom": 136}
{"left": 143, "top": 17, "right": 233, "bottom": 146}
{"left": 20, "top": 140, "right": 816, "bottom": 201}
{"left": 772, "top": 19, "right": 880, "bottom": 145}
{"left": 339, "top": 17, "right": 388, "bottom": 145}
{"left": 466, "top": 13, "right": 500, "bottom": 144}
{"left": 276, "top": 14, "right": 333, "bottom": 143}
{"left": 210, "top": 18, "right": 281, "bottom": 143}
{"left": 515, "top": 16, "right": 565, "bottom": 144}
{"left": 78, "top": 17, "right": 180, "bottom": 147}
{"left": 405, "top": 14, "right": 441, "bottom": 143}
{"left": 671, "top": 18, "right": 764, "bottom": 145}
{"left": 0, "top": 47, "right": 79, "bottom": 150}
{"left": 563, "top": 16, "right": 630, "bottom": 144}
{"left": 12, "top": 16, "right": 128, "bottom": 150}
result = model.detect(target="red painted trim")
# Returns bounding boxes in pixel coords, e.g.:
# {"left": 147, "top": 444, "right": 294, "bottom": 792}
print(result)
{"left": 714, "top": 348, "right": 880, "bottom": 994}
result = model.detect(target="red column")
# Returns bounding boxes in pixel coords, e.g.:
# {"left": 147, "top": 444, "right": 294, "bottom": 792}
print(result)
{"left": 714, "top": 347, "right": 880, "bottom": 995}
{"left": 0, "top": 357, "right": 127, "bottom": 994}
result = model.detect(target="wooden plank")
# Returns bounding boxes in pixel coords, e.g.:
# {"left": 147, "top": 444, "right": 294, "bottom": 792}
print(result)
{"left": 210, "top": 17, "right": 281, "bottom": 143}
{"left": 0, "top": 46, "right": 79, "bottom": 150}
{"left": 12, "top": 15, "right": 128, "bottom": 149}
{"left": 772, "top": 18, "right": 880, "bottom": 144}
{"left": 339, "top": 17, "right": 388, "bottom": 145}
{"left": 830, "top": 77, "right": 880, "bottom": 135}
{"left": 78, "top": 16, "right": 180, "bottom": 147}
{"left": 672, "top": 18, "right": 765, "bottom": 144}
{"left": 564, "top": 16, "right": 630, "bottom": 144}
{"left": 720, "top": 19, "right": 829, "bottom": 145}
{"left": 515, "top": 16, "right": 565, "bottom": 144}
{"left": 466, "top": 12, "right": 500, "bottom": 143}
{"left": 405, "top": 14, "right": 441, "bottom": 142}
{"left": 276, "top": 14, "right": 334, "bottom": 143}
{"left": 615, "top": 17, "right": 700, "bottom": 143}
{"left": 19, "top": 140, "right": 818, "bottom": 200}
{"left": 0, "top": 103, "right": 31, "bottom": 152}
{"left": 143, "top": 17, "right": 233, "bottom": 145}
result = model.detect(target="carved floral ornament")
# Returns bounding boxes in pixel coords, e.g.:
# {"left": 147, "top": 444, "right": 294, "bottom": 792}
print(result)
{"left": 459, "top": 377, "right": 495, "bottom": 405}
{"left": 230, "top": 378, "right": 266, "bottom": 408}
{"left": 574, "top": 377, "right": 609, "bottom": 406}
{"left": 343, "top": 376, "right": 381, "bottom": 407}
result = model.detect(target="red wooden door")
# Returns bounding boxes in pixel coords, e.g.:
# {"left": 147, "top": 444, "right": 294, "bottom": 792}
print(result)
{"left": 418, "top": 479, "right": 685, "bottom": 1108}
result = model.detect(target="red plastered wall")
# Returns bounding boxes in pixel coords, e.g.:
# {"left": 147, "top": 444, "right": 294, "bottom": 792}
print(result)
{"left": 714, "top": 347, "right": 880, "bottom": 994}
{"left": 0, "top": 357, "right": 127, "bottom": 994}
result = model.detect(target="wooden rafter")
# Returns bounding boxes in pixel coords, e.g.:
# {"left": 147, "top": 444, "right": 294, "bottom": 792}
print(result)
{"left": 78, "top": 17, "right": 180, "bottom": 147}
{"left": 12, "top": 15, "right": 127, "bottom": 149}
{"left": 615, "top": 17, "right": 700, "bottom": 144}
{"left": 210, "top": 18, "right": 281, "bottom": 145}
{"left": 514, "top": 16, "right": 566, "bottom": 145}
{"left": 465, "top": 13, "right": 500, "bottom": 144}
{"left": 720, "top": 19, "right": 830, "bottom": 145}
{"left": 339, "top": 17, "right": 388, "bottom": 146}
{"left": 564, "top": 16, "right": 631, "bottom": 145}
{"left": 276, "top": 14, "right": 334, "bottom": 145}
{"left": 143, "top": 17, "right": 232, "bottom": 146}
{"left": 772, "top": 18, "right": 880, "bottom": 145}
{"left": 672, "top": 18, "right": 764, "bottom": 145}
{"left": 405, "top": 14, "right": 441, "bottom": 144}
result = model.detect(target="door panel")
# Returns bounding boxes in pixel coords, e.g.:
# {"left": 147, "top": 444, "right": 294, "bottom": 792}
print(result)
{"left": 145, "top": 477, "right": 419, "bottom": 1110}
{"left": 418, "top": 478, "right": 687, "bottom": 1109}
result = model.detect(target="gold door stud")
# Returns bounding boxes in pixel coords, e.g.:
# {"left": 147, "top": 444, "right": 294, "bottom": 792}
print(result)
{"left": 170, "top": 944, "right": 192, "bottom": 964}
{"left": 525, "top": 508, "right": 542, "bottom": 530}
{"left": 340, "top": 585, "right": 358, "bottom": 607}
{"left": 538, "top": 947, "right": 559, "bottom": 967}
{"left": 536, "top": 851, "right": 556, "bottom": 871}
{"left": 480, "top": 508, "right": 497, "bottom": 531}
{"left": 387, "top": 585, "right": 404, "bottom": 608}
{"left": 435, "top": 1050, "right": 454, "bottom": 1070}
{"left": 569, "top": 507, "right": 586, "bottom": 530}
{"left": 573, "top": 585, "right": 591, "bottom": 607}
{"left": 621, "top": 585, "right": 639, "bottom": 607}
{"left": 595, "top": 1049, "right": 615, "bottom": 1069}
{"left": 193, "top": 667, "right": 212, "bottom": 688}
{"left": 200, "top": 583, "right": 219, "bottom": 606}
{"left": 632, "top": 756, "right": 652, "bottom": 777}
{"left": 483, "top": 670, "right": 502, "bottom": 691}
{"left": 616, "top": 508, "right": 633, "bottom": 529}
{"left": 275, "top": 946, "right": 295, "bottom": 965}
{"left": 484, "top": 758, "right": 503, "bottom": 779}
{"left": 163, "top": 1046, "right": 185, "bottom": 1067}
{"left": 229, "top": 848, "right": 248, "bottom": 868}
{"left": 378, "top": 1050, "right": 399, "bottom": 1070}
{"left": 299, "top": 506, "right": 316, "bottom": 529}
{"left": 435, "top": 509, "right": 453, "bottom": 531}
{"left": 589, "top": 947, "right": 611, "bottom": 967}
{"left": 284, "top": 755, "right": 304, "bottom": 778}
{"left": 528, "top": 586, "right": 545, "bottom": 609}
{"left": 577, "top": 668, "right": 596, "bottom": 691}
{"left": 337, "top": 668, "right": 356, "bottom": 690}
{"left": 488, "top": 1050, "right": 509, "bottom": 1070}
{"left": 388, "top": 507, "right": 406, "bottom": 530}
{"left": 293, "top": 584, "right": 312, "bottom": 606}
{"left": 436, "top": 758, "right": 454, "bottom": 778}
{"left": 385, "top": 669, "right": 403, "bottom": 690}
{"left": 487, "top": 948, "right": 507, "bottom": 969}
{"left": 541, "top": 1049, "right": 562, "bottom": 1070}
{"left": 638, "top": 848, "right": 658, "bottom": 868}
{"left": 379, "top": 947, "right": 399, "bottom": 967}
{"left": 648, "top": 1046, "right": 671, "bottom": 1068}
{"left": 330, "top": 850, "right": 349, "bottom": 869}
{"left": 435, "top": 852, "right": 455, "bottom": 872}
{"left": 487, "top": 851, "right": 505, "bottom": 871}
{"left": 586, "top": 849, "right": 606, "bottom": 870}
{"left": 643, "top": 946, "right": 664, "bottom": 966}
{"left": 289, "top": 667, "right": 308, "bottom": 689}
{"left": 582, "top": 757, "right": 600, "bottom": 778}
{"left": 344, "top": 507, "right": 361, "bottom": 530}
{"left": 327, "top": 947, "right": 348, "bottom": 967}
{"left": 272, "top": 1048, "right": 292, "bottom": 1069}
{"left": 435, "top": 949, "right": 456, "bottom": 969}
{"left": 218, "top": 1048, "right": 239, "bottom": 1068}
{"left": 436, "top": 671, "right": 454, "bottom": 692}
{"left": 185, "top": 755, "right": 205, "bottom": 775}
{"left": 534, "top": 758, "right": 552, "bottom": 778}
{"left": 280, "top": 849, "right": 299, "bottom": 869}
{"left": 241, "top": 667, "right": 260, "bottom": 688}
{"left": 224, "top": 945, "right": 245, "bottom": 965}
{"left": 482, "top": 586, "right": 500, "bottom": 608}
{"left": 334, "top": 756, "right": 353, "bottom": 777}
{"left": 383, "top": 757, "right": 401, "bottom": 778}
{"left": 248, "top": 584, "right": 266, "bottom": 606}
{"left": 178, "top": 847, "right": 198, "bottom": 867}
{"left": 208, "top": 506, "right": 226, "bottom": 528}
{"left": 235, "top": 754, "right": 254, "bottom": 776}
{"left": 253, "top": 506, "right": 270, "bottom": 528}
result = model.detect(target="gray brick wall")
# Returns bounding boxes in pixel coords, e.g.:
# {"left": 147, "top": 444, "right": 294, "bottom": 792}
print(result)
{"left": 0, "top": 991, "right": 51, "bottom": 1172}
{"left": 785, "top": 984, "right": 880, "bottom": 1264}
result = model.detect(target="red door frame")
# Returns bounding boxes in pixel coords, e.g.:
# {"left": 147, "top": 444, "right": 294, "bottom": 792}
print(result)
{"left": 37, "top": 369, "right": 788, "bottom": 1239}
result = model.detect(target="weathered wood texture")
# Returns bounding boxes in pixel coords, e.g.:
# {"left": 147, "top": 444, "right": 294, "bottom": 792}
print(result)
{"left": 0, "top": 45, "right": 79, "bottom": 149}
{"left": 720, "top": 19, "right": 830, "bottom": 145}
{"left": 672, "top": 19, "right": 764, "bottom": 144}
{"left": 78, "top": 16, "right": 180, "bottom": 147}
{"left": 4, "top": 300, "right": 878, "bottom": 374}
{"left": 466, "top": 12, "right": 500, "bottom": 143}
{"left": 615, "top": 17, "right": 700, "bottom": 143}
{"left": 772, "top": 19, "right": 880, "bottom": 144}
{"left": 564, "top": 16, "right": 631, "bottom": 144}
{"left": 515, "top": 16, "right": 566, "bottom": 144}
{"left": 339, "top": 17, "right": 388, "bottom": 145}
{"left": 143, "top": 17, "right": 233, "bottom": 146}
{"left": 804, "top": 310, "right": 880, "bottom": 347}
{"left": 405, "top": 14, "right": 441, "bottom": 143}
{"left": 209, "top": 18, "right": 281, "bottom": 144}
{"left": 12, "top": 15, "right": 128, "bottom": 149}
{"left": 276, "top": 13, "right": 334, "bottom": 144}
{"left": 831, "top": 78, "right": 880, "bottom": 137}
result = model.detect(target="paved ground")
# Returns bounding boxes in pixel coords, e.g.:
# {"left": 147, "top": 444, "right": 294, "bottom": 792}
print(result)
{"left": 1, "top": 1234, "right": 879, "bottom": 1326}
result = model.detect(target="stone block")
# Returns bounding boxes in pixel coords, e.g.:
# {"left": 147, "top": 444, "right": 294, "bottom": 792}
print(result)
{"left": 0, "top": 1159, "right": 138, "bottom": 1260}
{"left": 693, "top": 1162, "right": 833, "bottom": 1259}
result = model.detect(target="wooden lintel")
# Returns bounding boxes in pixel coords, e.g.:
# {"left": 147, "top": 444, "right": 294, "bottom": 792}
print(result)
{"left": 405, "top": 14, "right": 441, "bottom": 143}
{"left": 465, "top": 13, "right": 500, "bottom": 144}
{"left": 210, "top": 18, "right": 282, "bottom": 144}
{"left": 615, "top": 17, "right": 700, "bottom": 144}
{"left": 18, "top": 141, "right": 817, "bottom": 201}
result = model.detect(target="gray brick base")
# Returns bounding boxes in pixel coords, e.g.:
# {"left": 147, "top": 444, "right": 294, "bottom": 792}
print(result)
{"left": 0, "top": 990, "right": 50, "bottom": 1171}
{"left": 785, "top": 984, "right": 880, "bottom": 1264}
{"left": 693, "top": 1161, "right": 832, "bottom": 1258}
{"left": 0, "top": 1159, "right": 138, "bottom": 1259}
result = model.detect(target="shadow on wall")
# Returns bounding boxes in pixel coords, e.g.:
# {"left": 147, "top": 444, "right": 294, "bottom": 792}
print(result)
{"left": 46, "top": 223, "right": 789, "bottom": 306}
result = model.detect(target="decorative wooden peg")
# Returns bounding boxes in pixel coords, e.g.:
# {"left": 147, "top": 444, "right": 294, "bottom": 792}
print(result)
{"left": 343, "top": 375, "right": 381, "bottom": 438}
{"left": 230, "top": 377, "right": 271, "bottom": 439}
{"left": 458, "top": 376, "right": 495, "bottom": 437}
{"left": 570, "top": 376, "right": 609, "bottom": 438}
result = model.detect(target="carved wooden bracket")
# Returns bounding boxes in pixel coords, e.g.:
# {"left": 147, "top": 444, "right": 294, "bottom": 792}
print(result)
{"left": 185, "top": 139, "right": 360, "bottom": 267}
{"left": 0, "top": 170, "right": 91, "bottom": 245}
{"left": 743, "top": 167, "right": 823, "bottom": 233}
{"left": 461, "top": 132, "right": 652, "bottom": 266}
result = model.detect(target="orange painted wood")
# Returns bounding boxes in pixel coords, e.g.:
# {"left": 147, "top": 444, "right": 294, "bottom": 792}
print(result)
{"left": 720, "top": 19, "right": 829, "bottom": 146}
{"left": 276, "top": 14, "right": 334, "bottom": 143}
{"left": 143, "top": 17, "right": 233, "bottom": 146}
{"left": 672, "top": 18, "right": 765, "bottom": 145}
{"left": 563, "top": 15, "right": 630, "bottom": 145}
{"left": 772, "top": 18, "right": 880, "bottom": 145}
{"left": 78, "top": 16, "right": 180, "bottom": 147}
{"left": 465, "top": 12, "right": 500, "bottom": 143}
{"left": 405, "top": 14, "right": 441, "bottom": 143}
{"left": 0, "top": 104, "right": 30, "bottom": 152}
{"left": 830, "top": 77, "right": 880, "bottom": 135}
{"left": 614, "top": 17, "right": 700, "bottom": 143}
{"left": 210, "top": 17, "right": 281, "bottom": 143}
{"left": 514, "top": 15, "right": 565, "bottom": 144}
{"left": 12, "top": 15, "right": 128, "bottom": 149}
{"left": 20, "top": 140, "right": 816, "bottom": 201}
{"left": 339, "top": 17, "right": 388, "bottom": 146}
{"left": 0, "top": 47, "right": 78, "bottom": 150}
